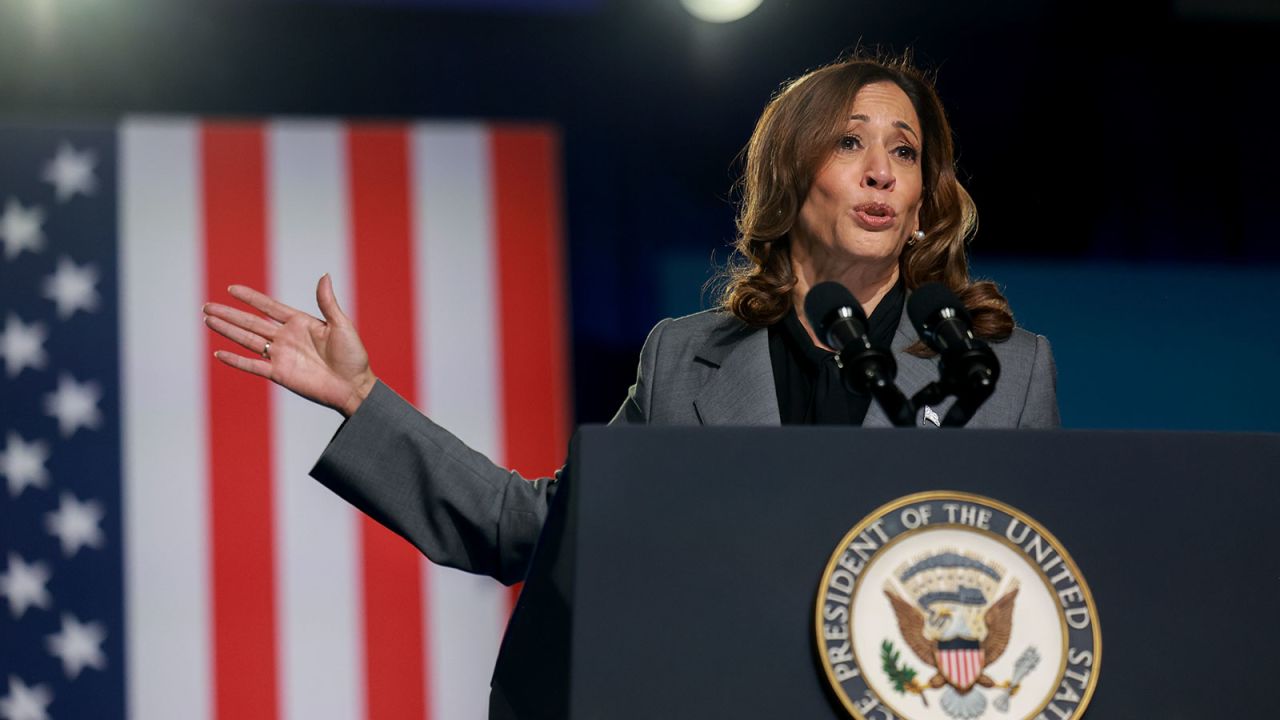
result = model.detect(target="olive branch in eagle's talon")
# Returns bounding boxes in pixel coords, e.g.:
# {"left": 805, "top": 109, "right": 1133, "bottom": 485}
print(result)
{"left": 880, "top": 639, "right": 929, "bottom": 707}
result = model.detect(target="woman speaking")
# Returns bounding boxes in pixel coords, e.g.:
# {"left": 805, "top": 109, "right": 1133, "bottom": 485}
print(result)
{"left": 201, "top": 55, "right": 1058, "bottom": 584}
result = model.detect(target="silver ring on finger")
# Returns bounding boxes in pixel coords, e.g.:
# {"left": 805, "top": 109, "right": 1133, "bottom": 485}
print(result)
{"left": 262, "top": 342, "right": 271, "bottom": 359}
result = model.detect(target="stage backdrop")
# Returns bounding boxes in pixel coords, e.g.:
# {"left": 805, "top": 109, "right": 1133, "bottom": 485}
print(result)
{"left": 658, "top": 253, "right": 1280, "bottom": 433}
{"left": 0, "top": 119, "right": 570, "bottom": 720}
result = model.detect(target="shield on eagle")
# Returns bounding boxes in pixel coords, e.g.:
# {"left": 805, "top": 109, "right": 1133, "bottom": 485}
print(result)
{"left": 935, "top": 641, "right": 985, "bottom": 692}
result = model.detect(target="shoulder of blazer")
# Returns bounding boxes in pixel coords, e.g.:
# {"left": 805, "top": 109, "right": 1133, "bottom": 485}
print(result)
{"left": 655, "top": 308, "right": 762, "bottom": 369}
{"left": 637, "top": 309, "right": 778, "bottom": 425}
{"left": 967, "top": 326, "right": 1055, "bottom": 427}
{"left": 991, "top": 326, "right": 1042, "bottom": 367}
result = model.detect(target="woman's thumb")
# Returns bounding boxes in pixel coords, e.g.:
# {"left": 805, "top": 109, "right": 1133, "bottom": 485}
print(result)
{"left": 316, "top": 273, "right": 348, "bottom": 326}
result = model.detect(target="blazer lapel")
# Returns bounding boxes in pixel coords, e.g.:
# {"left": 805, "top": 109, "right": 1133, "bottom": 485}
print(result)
{"left": 691, "top": 321, "right": 780, "bottom": 426}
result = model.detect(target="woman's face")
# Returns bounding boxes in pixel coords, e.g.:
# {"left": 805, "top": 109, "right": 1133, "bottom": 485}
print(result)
{"left": 793, "top": 81, "right": 925, "bottom": 267}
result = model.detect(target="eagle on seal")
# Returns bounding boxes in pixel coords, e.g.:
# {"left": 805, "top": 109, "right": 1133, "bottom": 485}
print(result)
{"left": 883, "top": 552, "right": 1019, "bottom": 718}
{"left": 885, "top": 584, "right": 1018, "bottom": 693}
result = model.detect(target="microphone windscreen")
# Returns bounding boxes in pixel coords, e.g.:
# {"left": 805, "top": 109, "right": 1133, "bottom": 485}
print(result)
{"left": 906, "top": 282, "right": 969, "bottom": 332}
{"left": 804, "top": 281, "right": 865, "bottom": 337}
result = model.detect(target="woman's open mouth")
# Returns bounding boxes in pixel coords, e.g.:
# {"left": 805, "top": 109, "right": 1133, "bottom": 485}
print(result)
{"left": 852, "top": 202, "right": 896, "bottom": 230}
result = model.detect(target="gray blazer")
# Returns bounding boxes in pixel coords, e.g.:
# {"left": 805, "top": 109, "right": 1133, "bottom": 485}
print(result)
{"left": 311, "top": 308, "right": 1059, "bottom": 584}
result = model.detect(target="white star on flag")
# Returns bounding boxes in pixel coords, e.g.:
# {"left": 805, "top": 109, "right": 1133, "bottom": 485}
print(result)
{"left": 0, "top": 432, "right": 50, "bottom": 498}
{"left": 42, "top": 256, "right": 100, "bottom": 319}
{"left": 0, "top": 553, "right": 52, "bottom": 619}
{"left": 45, "top": 492, "right": 105, "bottom": 557}
{"left": 41, "top": 142, "right": 98, "bottom": 203}
{"left": 45, "top": 613, "right": 107, "bottom": 680}
{"left": 0, "top": 198, "right": 45, "bottom": 262}
{"left": 0, "top": 675, "right": 52, "bottom": 720}
{"left": 0, "top": 313, "right": 48, "bottom": 378}
{"left": 43, "top": 373, "right": 102, "bottom": 437}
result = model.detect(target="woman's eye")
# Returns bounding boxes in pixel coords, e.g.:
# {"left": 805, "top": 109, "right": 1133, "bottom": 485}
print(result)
{"left": 894, "top": 145, "right": 919, "bottom": 162}
{"left": 838, "top": 135, "right": 861, "bottom": 151}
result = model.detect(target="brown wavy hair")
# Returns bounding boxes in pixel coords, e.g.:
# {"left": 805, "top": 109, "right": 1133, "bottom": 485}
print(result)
{"left": 719, "top": 54, "right": 1013, "bottom": 353}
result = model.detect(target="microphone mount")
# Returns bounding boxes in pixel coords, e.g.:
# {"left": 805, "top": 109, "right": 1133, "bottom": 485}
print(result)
{"left": 805, "top": 282, "right": 916, "bottom": 428}
{"left": 906, "top": 283, "right": 1001, "bottom": 427}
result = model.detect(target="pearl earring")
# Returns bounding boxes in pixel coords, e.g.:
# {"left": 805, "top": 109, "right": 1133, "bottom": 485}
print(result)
{"left": 908, "top": 230, "right": 925, "bottom": 246}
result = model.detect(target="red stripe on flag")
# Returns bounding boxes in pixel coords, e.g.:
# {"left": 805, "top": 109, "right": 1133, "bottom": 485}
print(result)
{"left": 202, "top": 123, "right": 279, "bottom": 720}
{"left": 490, "top": 126, "right": 571, "bottom": 602}
{"left": 346, "top": 125, "right": 430, "bottom": 720}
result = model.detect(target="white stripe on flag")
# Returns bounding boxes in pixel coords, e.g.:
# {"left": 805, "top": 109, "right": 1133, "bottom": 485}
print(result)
{"left": 121, "top": 117, "right": 212, "bottom": 720}
{"left": 412, "top": 123, "right": 508, "bottom": 720}
{"left": 268, "top": 121, "right": 364, "bottom": 720}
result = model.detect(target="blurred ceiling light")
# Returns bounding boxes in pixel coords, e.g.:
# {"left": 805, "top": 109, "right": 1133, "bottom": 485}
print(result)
{"left": 680, "top": 0, "right": 763, "bottom": 23}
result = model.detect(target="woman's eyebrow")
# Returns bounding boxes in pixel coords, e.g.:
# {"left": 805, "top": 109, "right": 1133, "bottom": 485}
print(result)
{"left": 846, "top": 114, "right": 920, "bottom": 140}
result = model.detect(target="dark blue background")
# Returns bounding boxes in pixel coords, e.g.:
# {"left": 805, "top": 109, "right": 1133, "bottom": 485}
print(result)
{"left": 1, "top": 0, "right": 1276, "bottom": 430}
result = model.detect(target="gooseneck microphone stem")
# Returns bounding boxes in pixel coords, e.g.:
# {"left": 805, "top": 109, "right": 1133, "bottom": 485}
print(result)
{"left": 856, "top": 366, "right": 916, "bottom": 427}
{"left": 805, "top": 283, "right": 916, "bottom": 428}
{"left": 906, "top": 283, "right": 1001, "bottom": 428}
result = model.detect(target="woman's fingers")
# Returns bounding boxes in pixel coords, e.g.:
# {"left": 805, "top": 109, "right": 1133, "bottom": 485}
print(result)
{"left": 212, "top": 349, "right": 273, "bottom": 378}
{"left": 203, "top": 302, "right": 281, "bottom": 340}
{"left": 227, "top": 284, "right": 304, "bottom": 324}
{"left": 204, "top": 314, "right": 271, "bottom": 356}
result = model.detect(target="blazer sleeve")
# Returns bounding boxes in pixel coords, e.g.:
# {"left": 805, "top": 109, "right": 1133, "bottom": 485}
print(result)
{"left": 310, "top": 381, "right": 554, "bottom": 585}
{"left": 309, "top": 319, "right": 669, "bottom": 585}
{"left": 1017, "top": 334, "right": 1062, "bottom": 428}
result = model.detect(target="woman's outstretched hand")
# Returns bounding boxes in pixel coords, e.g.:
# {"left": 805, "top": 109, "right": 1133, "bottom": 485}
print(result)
{"left": 203, "top": 274, "right": 377, "bottom": 417}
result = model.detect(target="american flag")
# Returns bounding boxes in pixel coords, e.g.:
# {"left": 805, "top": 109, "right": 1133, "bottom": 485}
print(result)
{"left": 0, "top": 118, "right": 571, "bottom": 720}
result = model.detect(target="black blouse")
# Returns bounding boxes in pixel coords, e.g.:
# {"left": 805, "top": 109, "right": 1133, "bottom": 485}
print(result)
{"left": 767, "top": 280, "right": 906, "bottom": 425}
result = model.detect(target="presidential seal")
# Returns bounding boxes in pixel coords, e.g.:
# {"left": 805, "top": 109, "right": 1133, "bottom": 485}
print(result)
{"left": 815, "top": 492, "right": 1100, "bottom": 720}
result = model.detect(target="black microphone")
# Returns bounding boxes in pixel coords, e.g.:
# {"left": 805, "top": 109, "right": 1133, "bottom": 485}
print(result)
{"left": 804, "top": 282, "right": 914, "bottom": 427}
{"left": 906, "top": 282, "right": 1000, "bottom": 426}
